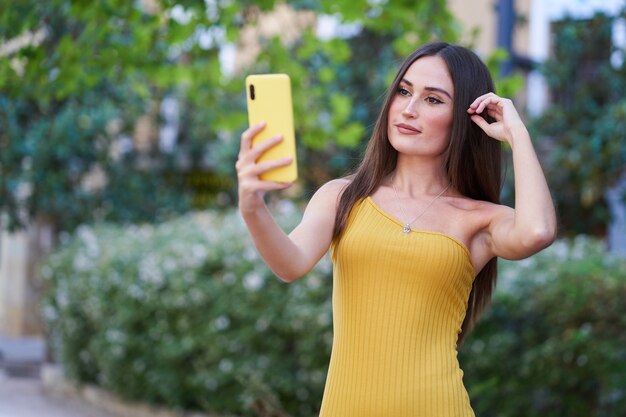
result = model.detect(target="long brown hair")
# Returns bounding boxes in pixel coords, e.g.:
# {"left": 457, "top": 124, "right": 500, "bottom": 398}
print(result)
{"left": 332, "top": 42, "right": 502, "bottom": 346}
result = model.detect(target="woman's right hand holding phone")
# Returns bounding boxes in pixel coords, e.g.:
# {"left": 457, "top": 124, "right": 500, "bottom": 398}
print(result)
{"left": 236, "top": 121, "right": 340, "bottom": 282}
{"left": 236, "top": 122, "right": 294, "bottom": 214}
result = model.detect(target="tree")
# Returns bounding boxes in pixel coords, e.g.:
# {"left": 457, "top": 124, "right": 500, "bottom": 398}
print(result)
{"left": 1, "top": 0, "right": 460, "bottom": 234}
{"left": 531, "top": 10, "right": 626, "bottom": 236}
{"left": 0, "top": 0, "right": 232, "bottom": 230}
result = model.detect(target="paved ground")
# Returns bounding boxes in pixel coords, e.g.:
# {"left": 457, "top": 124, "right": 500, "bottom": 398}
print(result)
{"left": 0, "top": 373, "right": 117, "bottom": 417}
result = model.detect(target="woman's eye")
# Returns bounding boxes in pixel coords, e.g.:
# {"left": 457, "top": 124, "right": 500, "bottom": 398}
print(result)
{"left": 397, "top": 87, "right": 410, "bottom": 96}
{"left": 426, "top": 96, "right": 443, "bottom": 104}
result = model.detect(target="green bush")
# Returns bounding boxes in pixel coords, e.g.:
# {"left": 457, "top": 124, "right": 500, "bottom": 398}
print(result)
{"left": 42, "top": 203, "right": 333, "bottom": 416}
{"left": 43, "top": 209, "right": 626, "bottom": 416}
{"left": 460, "top": 236, "right": 626, "bottom": 417}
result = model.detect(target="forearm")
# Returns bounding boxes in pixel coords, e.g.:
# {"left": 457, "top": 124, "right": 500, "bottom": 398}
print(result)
{"left": 509, "top": 125, "right": 557, "bottom": 247}
{"left": 237, "top": 119, "right": 342, "bottom": 280}
{"left": 240, "top": 205, "right": 310, "bottom": 282}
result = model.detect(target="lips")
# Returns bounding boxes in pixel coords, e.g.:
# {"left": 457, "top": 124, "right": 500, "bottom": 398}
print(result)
{"left": 395, "top": 123, "right": 421, "bottom": 135}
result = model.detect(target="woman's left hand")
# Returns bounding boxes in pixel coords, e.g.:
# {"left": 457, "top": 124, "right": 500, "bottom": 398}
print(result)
{"left": 467, "top": 92, "right": 526, "bottom": 144}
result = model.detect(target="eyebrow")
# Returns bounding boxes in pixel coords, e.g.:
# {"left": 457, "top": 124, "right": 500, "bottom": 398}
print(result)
{"left": 400, "top": 78, "right": 452, "bottom": 100}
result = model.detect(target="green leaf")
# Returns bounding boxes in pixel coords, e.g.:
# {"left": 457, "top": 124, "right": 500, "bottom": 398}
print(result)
{"left": 335, "top": 122, "right": 365, "bottom": 148}
{"left": 329, "top": 93, "right": 351, "bottom": 124}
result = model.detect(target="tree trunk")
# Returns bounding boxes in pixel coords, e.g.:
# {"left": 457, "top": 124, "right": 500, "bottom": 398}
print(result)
{"left": 606, "top": 174, "right": 626, "bottom": 256}
{"left": 0, "top": 214, "right": 55, "bottom": 336}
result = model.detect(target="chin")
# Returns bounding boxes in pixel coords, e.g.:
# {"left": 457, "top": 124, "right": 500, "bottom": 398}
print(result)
{"left": 389, "top": 139, "right": 448, "bottom": 158}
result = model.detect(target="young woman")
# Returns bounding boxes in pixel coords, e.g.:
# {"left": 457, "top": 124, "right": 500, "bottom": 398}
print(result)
{"left": 236, "top": 42, "right": 556, "bottom": 416}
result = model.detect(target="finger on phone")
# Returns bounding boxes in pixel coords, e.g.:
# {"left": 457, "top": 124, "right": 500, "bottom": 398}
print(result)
{"left": 254, "top": 156, "right": 293, "bottom": 175}
{"left": 252, "top": 135, "right": 284, "bottom": 157}
{"left": 241, "top": 122, "right": 266, "bottom": 150}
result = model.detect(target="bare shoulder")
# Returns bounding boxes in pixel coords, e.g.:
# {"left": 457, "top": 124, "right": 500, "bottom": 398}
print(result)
{"left": 317, "top": 177, "right": 351, "bottom": 194}
{"left": 448, "top": 195, "right": 512, "bottom": 223}
{"left": 289, "top": 178, "right": 350, "bottom": 245}
{"left": 308, "top": 178, "right": 351, "bottom": 208}
{"left": 299, "top": 178, "right": 351, "bottom": 222}
{"left": 472, "top": 199, "right": 514, "bottom": 228}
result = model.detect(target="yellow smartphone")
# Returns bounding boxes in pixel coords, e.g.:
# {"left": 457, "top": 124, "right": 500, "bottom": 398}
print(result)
{"left": 245, "top": 73, "right": 297, "bottom": 183}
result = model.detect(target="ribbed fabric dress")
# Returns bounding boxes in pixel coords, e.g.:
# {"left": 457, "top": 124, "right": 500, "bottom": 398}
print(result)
{"left": 319, "top": 197, "right": 476, "bottom": 417}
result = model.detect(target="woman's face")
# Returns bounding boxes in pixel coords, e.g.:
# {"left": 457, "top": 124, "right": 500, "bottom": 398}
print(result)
{"left": 387, "top": 55, "right": 454, "bottom": 158}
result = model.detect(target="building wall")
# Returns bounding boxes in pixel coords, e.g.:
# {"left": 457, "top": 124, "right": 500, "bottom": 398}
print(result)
{"left": 447, "top": 0, "right": 497, "bottom": 57}
{"left": 0, "top": 218, "right": 52, "bottom": 337}
{"left": 447, "top": 0, "right": 531, "bottom": 59}
{"left": 449, "top": 0, "right": 623, "bottom": 116}
{"left": 0, "top": 229, "right": 31, "bottom": 336}
{"left": 526, "top": 0, "right": 625, "bottom": 115}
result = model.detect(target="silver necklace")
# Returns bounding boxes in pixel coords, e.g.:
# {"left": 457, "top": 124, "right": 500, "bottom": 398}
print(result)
{"left": 390, "top": 177, "right": 451, "bottom": 234}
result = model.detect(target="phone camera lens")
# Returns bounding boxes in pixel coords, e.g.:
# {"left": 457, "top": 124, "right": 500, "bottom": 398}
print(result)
{"left": 249, "top": 84, "right": 255, "bottom": 100}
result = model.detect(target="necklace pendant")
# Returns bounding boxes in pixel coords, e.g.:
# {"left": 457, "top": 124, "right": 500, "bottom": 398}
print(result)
{"left": 402, "top": 224, "right": 412, "bottom": 234}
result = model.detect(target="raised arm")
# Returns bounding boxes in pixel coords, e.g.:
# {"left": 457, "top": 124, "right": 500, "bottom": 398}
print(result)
{"left": 236, "top": 122, "right": 341, "bottom": 282}
{"left": 468, "top": 93, "right": 557, "bottom": 260}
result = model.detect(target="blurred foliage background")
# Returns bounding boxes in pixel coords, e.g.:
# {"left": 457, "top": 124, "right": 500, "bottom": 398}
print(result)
{"left": 1, "top": 0, "right": 459, "bottom": 233}
{"left": 1, "top": 0, "right": 529, "bottom": 233}
{"left": 42, "top": 210, "right": 626, "bottom": 416}
{"left": 530, "top": 12, "right": 626, "bottom": 236}
{"left": 1, "top": 0, "right": 625, "bottom": 416}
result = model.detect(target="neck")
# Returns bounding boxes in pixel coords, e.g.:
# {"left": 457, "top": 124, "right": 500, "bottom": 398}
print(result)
{"left": 391, "top": 155, "right": 449, "bottom": 197}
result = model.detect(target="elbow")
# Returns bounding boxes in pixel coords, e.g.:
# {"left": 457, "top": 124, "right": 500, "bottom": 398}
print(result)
{"left": 523, "top": 225, "right": 557, "bottom": 252}
{"left": 272, "top": 255, "right": 314, "bottom": 283}
{"left": 276, "top": 273, "right": 300, "bottom": 284}
{"left": 274, "top": 268, "right": 305, "bottom": 284}
{"left": 268, "top": 248, "right": 318, "bottom": 283}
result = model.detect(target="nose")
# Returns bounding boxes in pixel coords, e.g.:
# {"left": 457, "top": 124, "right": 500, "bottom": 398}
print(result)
{"left": 402, "top": 97, "right": 418, "bottom": 118}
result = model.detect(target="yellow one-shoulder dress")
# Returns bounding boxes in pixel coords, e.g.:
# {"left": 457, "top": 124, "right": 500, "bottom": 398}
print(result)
{"left": 319, "top": 197, "right": 476, "bottom": 417}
